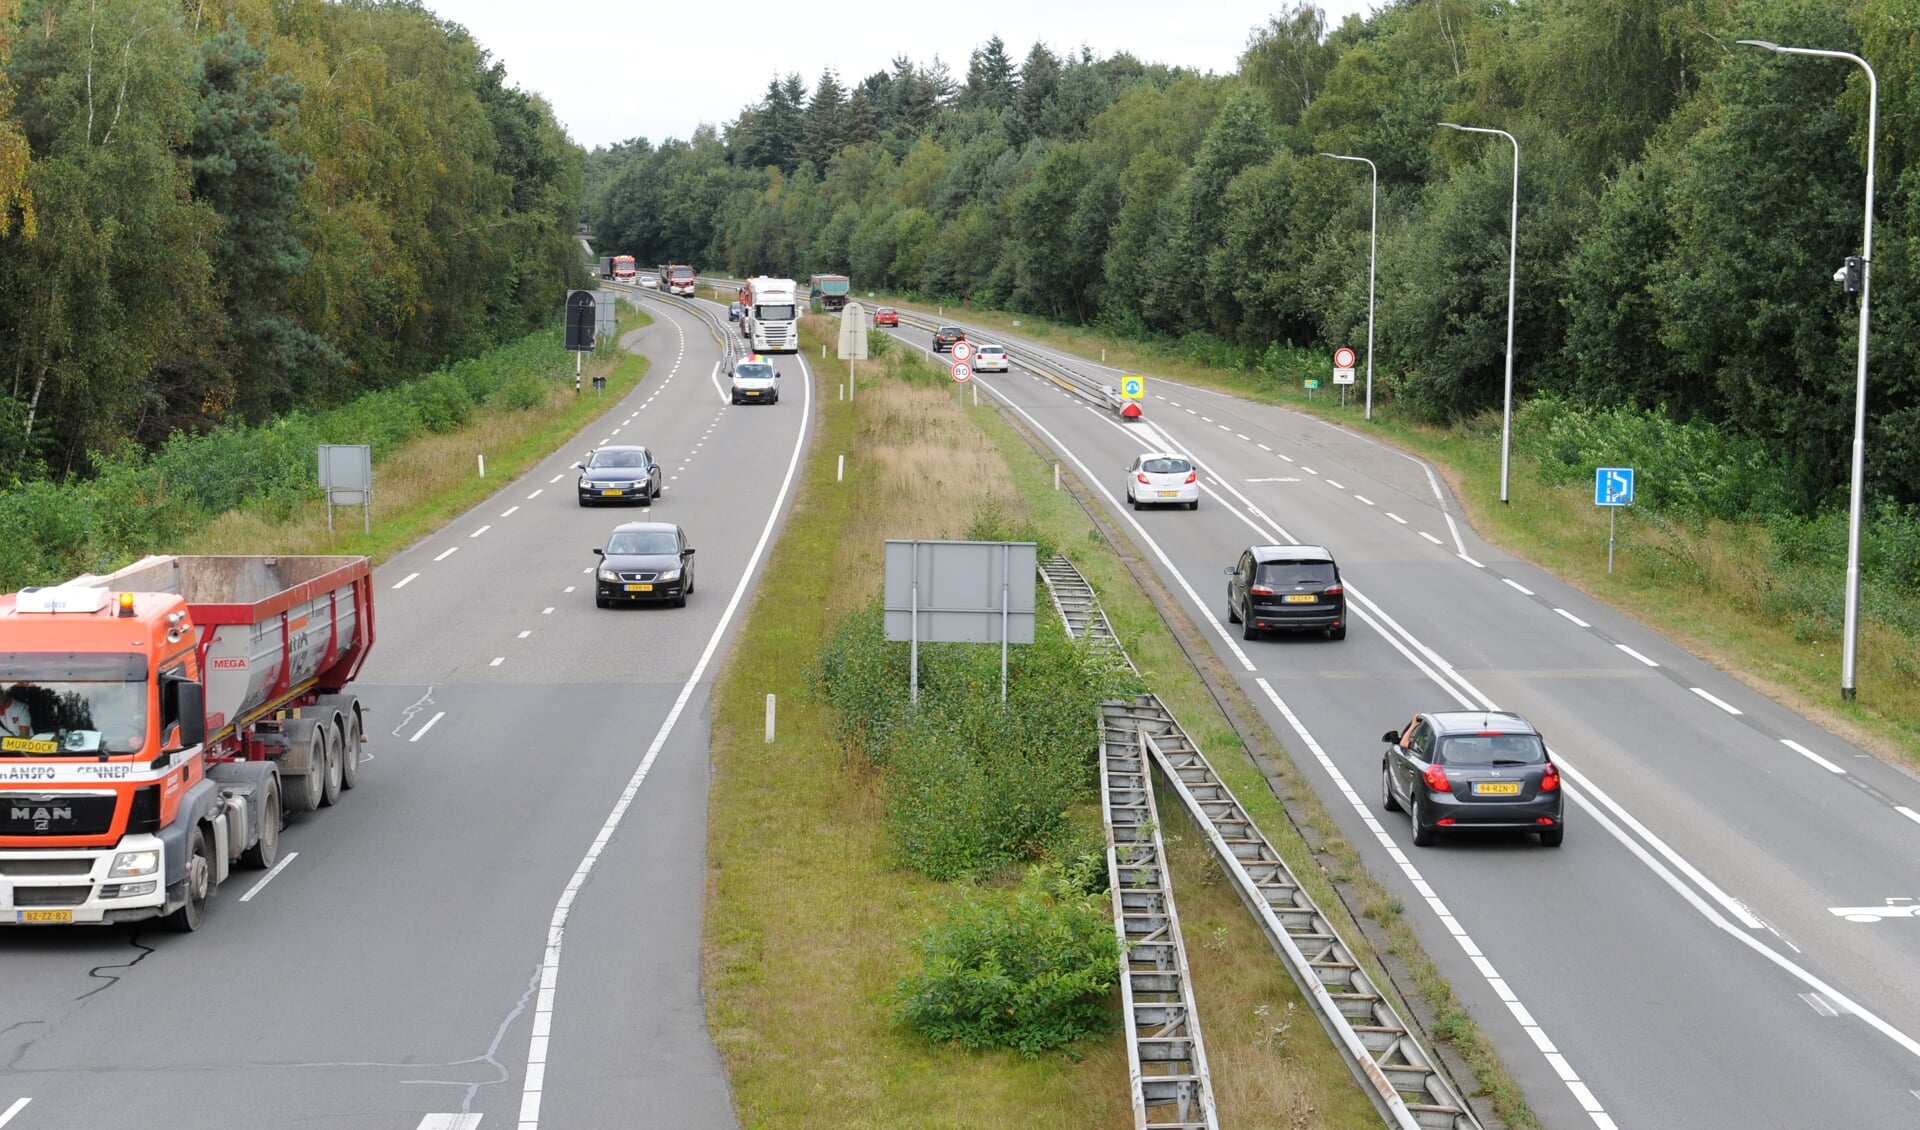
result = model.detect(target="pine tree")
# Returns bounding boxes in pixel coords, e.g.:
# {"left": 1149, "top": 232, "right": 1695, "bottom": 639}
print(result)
{"left": 803, "top": 68, "right": 848, "bottom": 167}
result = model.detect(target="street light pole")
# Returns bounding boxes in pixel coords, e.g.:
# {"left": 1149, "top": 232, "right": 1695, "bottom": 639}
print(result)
{"left": 1318, "top": 152, "right": 1378, "bottom": 420}
{"left": 1439, "top": 122, "right": 1520, "bottom": 505}
{"left": 1739, "top": 39, "right": 1877, "bottom": 702}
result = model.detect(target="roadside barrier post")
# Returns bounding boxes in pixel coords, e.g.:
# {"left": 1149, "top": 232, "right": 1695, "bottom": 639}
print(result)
{"left": 477, "top": 455, "right": 486, "bottom": 478}
{"left": 765, "top": 695, "right": 775, "bottom": 743}
{"left": 837, "top": 455, "right": 844, "bottom": 482}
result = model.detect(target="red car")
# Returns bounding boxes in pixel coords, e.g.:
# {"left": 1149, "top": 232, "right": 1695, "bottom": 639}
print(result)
{"left": 873, "top": 307, "right": 899, "bottom": 327}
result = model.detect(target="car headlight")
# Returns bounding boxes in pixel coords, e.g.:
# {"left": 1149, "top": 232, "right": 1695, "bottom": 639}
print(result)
{"left": 655, "top": 568, "right": 681, "bottom": 583}
{"left": 109, "top": 849, "right": 159, "bottom": 878}
{"left": 598, "top": 568, "right": 619, "bottom": 582}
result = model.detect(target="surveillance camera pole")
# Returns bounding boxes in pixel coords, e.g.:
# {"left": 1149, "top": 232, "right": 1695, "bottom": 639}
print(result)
{"left": 1740, "top": 39, "right": 1877, "bottom": 702}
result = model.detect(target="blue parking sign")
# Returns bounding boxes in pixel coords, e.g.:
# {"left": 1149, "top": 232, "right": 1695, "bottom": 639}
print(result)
{"left": 1595, "top": 467, "right": 1635, "bottom": 507}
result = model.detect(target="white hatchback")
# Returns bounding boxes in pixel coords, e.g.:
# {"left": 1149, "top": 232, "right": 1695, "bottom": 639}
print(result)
{"left": 1125, "top": 452, "right": 1199, "bottom": 510}
{"left": 973, "top": 344, "right": 1009, "bottom": 372}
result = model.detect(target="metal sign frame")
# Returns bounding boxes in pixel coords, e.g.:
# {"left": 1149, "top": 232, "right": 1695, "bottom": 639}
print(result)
{"left": 318, "top": 444, "right": 373, "bottom": 534}
{"left": 884, "top": 540, "right": 1037, "bottom": 703}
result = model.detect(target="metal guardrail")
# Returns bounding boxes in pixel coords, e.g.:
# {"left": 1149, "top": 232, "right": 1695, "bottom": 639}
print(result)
{"left": 1101, "top": 698, "right": 1219, "bottom": 1130}
{"left": 606, "top": 278, "right": 735, "bottom": 360}
{"left": 889, "top": 309, "right": 1124, "bottom": 411}
{"left": 1041, "top": 555, "right": 1482, "bottom": 1130}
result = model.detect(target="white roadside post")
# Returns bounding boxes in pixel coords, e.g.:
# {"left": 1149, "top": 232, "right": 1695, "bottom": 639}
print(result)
{"left": 839, "top": 301, "right": 868, "bottom": 402}
{"left": 765, "top": 694, "right": 776, "bottom": 743}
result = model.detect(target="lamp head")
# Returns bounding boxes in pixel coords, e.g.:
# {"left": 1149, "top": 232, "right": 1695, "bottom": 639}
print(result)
{"left": 1737, "top": 39, "right": 1783, "bottom": 52}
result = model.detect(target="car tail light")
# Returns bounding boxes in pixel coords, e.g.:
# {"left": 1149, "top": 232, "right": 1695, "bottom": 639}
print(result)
{"left": 1250, "top": 584, "right": 1276, "bottom": 596}
{"left": 1137, "top": 473, "right": 1151, "bottom": 484}
{"left": 1323, "top": 584, "right": 1343, "bottom": 596}
{"left": 1536, "top": 817, "right": 1556, "bottom": 825}
{"left": 1184, "top": 471, "right": 1197, "bottom": 484}
{"left": 1423, "top": 765, "right": 1451, "bottom": 793}
{"left": 1438, "top": 818, "right": 1456, "bottom": 826}
{"left": 1539, "top": 763, "right": 1560, "bottom": 792}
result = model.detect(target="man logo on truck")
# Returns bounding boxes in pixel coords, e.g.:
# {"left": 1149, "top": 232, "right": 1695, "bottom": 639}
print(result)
{"left": 13, "top": 804, "right": 72, "bottom": 831}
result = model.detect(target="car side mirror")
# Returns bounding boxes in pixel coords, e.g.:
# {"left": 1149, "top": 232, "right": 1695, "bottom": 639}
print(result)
{"left": 1382, "top": 730, "right": 1402, "bottom": 744}
{"left": 162, "top": 677, "right": 205, "bottom": 749}
{"left": 1223, "top": 566, "right": 1235, "bottom": 576}
{"left": 592, "top": 548, "right": 605, "bottom": 556}
{"left": 684, "top": 547, "right": 696, "bottom": 556}
{"left": 573, "top": 461, "right": 585, "bottom": 470}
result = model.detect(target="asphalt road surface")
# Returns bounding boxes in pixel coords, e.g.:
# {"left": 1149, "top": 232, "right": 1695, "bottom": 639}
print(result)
{"left": 877, "top": 316, "right": 1920, "bottom": 1129}
{"left": 0, "top": 293, "right": 806, "bottom": 1129}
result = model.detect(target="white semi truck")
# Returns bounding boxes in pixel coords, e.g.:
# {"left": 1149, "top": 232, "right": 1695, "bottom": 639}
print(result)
{"left": 741, "top": 277, "right": 799, "bottom": 354}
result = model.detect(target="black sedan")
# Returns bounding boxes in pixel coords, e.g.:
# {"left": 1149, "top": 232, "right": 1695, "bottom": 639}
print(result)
{"left": 1382, "top": 711, "right": 1564, "bottom": 847}
{"left": 575, "top": 445, "right": 662, "bottom": 507}
{"left": 593, "top": 522, "right": 695, "bottom": 607}
{"left": 1225, "top": 544, "right": 1346, "bottom": 640}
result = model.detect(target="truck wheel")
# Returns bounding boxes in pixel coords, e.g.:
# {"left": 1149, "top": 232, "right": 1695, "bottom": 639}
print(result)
{"left": 319, "top": 722, "right": 344, "bottom": 808}
{"left": 285, "top": 728, "right": 325, "bottom": 813}
{"left": 163, "top": 827, "right": 211, "bottom": 932}
{"left": 241, "top": 776, "right": 282, "bottom": 869}
{"left": 339, "top": 711, "right": 362, "bottom": 791}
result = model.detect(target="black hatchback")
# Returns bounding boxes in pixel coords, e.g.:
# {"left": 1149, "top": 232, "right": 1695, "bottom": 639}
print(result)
{"left": 932, "top": 326, "right": 966, "bottom": 352}
{"left": 1225, "top": 544, "right": 1345, "bottom": 640}
{"left": 1382, "top": 711, "right": 1564, "bottom": 847}
{"left": 593, "top": 522, "right": 695, "bottom": 607}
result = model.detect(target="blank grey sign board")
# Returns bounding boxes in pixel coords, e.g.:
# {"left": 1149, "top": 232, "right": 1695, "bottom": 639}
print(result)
{"left": 883, "top": 540, "right": 1036, "bottom": 643}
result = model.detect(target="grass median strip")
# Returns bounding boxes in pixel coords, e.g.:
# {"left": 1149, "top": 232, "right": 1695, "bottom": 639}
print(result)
{"left": 704, "top": 318, "right": 1409, "bottom": 1127}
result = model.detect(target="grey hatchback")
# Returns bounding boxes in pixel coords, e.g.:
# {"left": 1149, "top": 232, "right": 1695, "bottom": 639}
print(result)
{"left": 1382, "top": 711, "right": 1564, "bottom": 847}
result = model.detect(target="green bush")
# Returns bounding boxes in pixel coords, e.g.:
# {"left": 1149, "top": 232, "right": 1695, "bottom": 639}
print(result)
{"left": 491, "top": 372, "right": 551, "bottom": 411}
{"left": 410, "top": 371, "right": 476, "bottom": 433}
{"left": 893, "top": 865, "right": 1119, "bottom": 1057}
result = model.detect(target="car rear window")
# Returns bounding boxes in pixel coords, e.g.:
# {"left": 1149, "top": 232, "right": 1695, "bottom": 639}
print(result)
{"left": 1437, "top": 734, "right": 1546, "bottom": 766}
{"left": 1141, "top": 457, "right": 1191, "bottom": 474}
{"left": 1256, "top": 561, "right": 1335, "bottom": 585}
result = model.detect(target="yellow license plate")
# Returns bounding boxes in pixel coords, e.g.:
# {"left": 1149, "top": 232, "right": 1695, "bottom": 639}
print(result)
{"left": 602, "top": 489, "right": 624, "bottom": 496}
{"left": 18, "top": 909, "right": 72, "bottom": 924}
{"left": 1, "top": 736, "right": 58, "bottom": 754}
{"left": 625, "top": 584, "right": 652, "bottom": 592}
{"left": 1158, "top": 491, "right": 1180, "bottom": 497}
{"left": 1283, "top": 594, "right": 1318, "bottom": 604}
{"left": 1474, "top": 781, "right": 1522, "bottom": 795}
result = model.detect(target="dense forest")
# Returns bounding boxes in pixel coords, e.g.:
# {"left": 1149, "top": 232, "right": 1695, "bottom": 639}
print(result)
{"left": 589, "top": 0, "right": 1920, "bottom": 519}
{"left": 0, "top": 0, "right": 585, "bottom": 487}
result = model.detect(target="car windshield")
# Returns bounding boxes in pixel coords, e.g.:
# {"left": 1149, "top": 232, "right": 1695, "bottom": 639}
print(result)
{"left": 755, "top": 304, "right": 796, "bottom": 321}
{"left": 1, "top": 656, "right": 149, "bottom": 755}
{"left": 734, "top": 364, "right": 774, "bottom": 381}
{"left": 1257, "top": 561, "right": 1335, "bottom": 585}
{"left": 590, "top": 450, "right": 646, "bottom": 469}
{"left": 1437, "top": 734, "right": 1547, "bottom": 766}
{"left": 607, "top": 531, "right": 679, "bottom": 555}
{"left": 1141, "top": 457, "right": 1190, "bottom": 474}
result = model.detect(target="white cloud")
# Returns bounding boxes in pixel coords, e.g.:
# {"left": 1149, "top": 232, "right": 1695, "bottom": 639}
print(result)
{"left": 426, "top": 0, "right": 1383, "bottom": 150}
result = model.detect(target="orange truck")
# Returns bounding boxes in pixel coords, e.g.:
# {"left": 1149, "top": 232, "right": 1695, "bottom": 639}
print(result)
{"left": 0, "top": 555, "right": 374, "bottom": 930}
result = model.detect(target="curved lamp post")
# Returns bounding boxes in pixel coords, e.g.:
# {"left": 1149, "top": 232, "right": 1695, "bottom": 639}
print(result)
{"left": 1439, "top": 122, "right": 1519, "bottom": 505}
{"left": 1317, "top": 152, "right": 1378, "bottom": 420}
{"left": 1738, "top": 39, "right": 1877, "bottom": 702}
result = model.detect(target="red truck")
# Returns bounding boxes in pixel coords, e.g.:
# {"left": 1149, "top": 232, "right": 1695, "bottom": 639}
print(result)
{"left": 665, "top": 264, "right": 696, "bottom": 297}
{"left": 0, "top": 554, "right": 374, "bottom": 930}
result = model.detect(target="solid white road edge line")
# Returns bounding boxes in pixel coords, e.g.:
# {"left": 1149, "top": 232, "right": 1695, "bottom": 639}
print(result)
{"left": 238, "top": 851, "right": 299, "bottom": 903}
{"left": 0, "top": 1098, "right": 28, "bottom": 1127}
{"left": 514, "top": 348, "right": 811, "bottom": 1130}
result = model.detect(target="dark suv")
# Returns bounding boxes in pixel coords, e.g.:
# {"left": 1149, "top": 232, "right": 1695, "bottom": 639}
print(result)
{"left": 933, "top": 326, "right": 966, "bottom": 352}
{"left": 1224, "top": 544, "right": 1345, "bottom": 640}
{"left": 1381, "top": 711, "right": 1564, "bottom": 846}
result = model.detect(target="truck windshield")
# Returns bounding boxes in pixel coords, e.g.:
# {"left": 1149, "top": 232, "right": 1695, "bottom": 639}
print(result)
{"left": 669, "top": 269, "right": 693, "bottom": 280}
{"left": 756, "top": 304, "right": 796, "bottom": 321}
{"left": 1, "top": 654, "right": 149, "bottom": 756}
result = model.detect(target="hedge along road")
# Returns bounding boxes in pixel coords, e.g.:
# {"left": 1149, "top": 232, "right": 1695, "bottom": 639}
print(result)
{"left": 0, "top": 295, "right": 811, "bottom": 1130}
{"left": 875, "top": 315, "right": 1920, "bottom": 1129}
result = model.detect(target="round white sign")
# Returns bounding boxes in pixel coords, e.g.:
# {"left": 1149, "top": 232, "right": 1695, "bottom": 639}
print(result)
{"left": 1333, "top": 347, "right": 1357, "bottom": 368}
{"left": 951, "top": 361, "right": 972, "bottom": 383}
{"left": 951, "top": 340, "right": 975, "bottom": 363}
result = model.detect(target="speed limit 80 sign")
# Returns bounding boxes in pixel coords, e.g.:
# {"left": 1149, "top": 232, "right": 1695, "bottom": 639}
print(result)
{"left": 950, "top": 361, "right": 972, "bottom": 383}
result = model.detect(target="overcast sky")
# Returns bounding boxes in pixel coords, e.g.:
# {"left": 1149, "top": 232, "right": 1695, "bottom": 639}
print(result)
{"left": 426, "top": 1, "right": 1382, "bottom": 152}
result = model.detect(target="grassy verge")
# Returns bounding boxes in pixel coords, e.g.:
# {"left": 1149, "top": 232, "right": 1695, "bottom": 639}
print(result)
{"left": 705, "top": 317, "right": 1450, "bottom": 1127}
{"left": 871, "top": 294, "right": 1920, "bottom": 769}
{"left": 966, "top": 388, "right": 1531, "bottom": 1126}
{"left": 179, "top": 307, "right": 652, "bottom": 561}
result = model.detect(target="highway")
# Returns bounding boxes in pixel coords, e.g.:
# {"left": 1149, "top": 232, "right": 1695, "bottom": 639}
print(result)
{"left": 0, "top": 294, "right": 802, "bottom": 1129}
{"left": 877, "top": 314, "right": 1920, "bottom": 1128}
